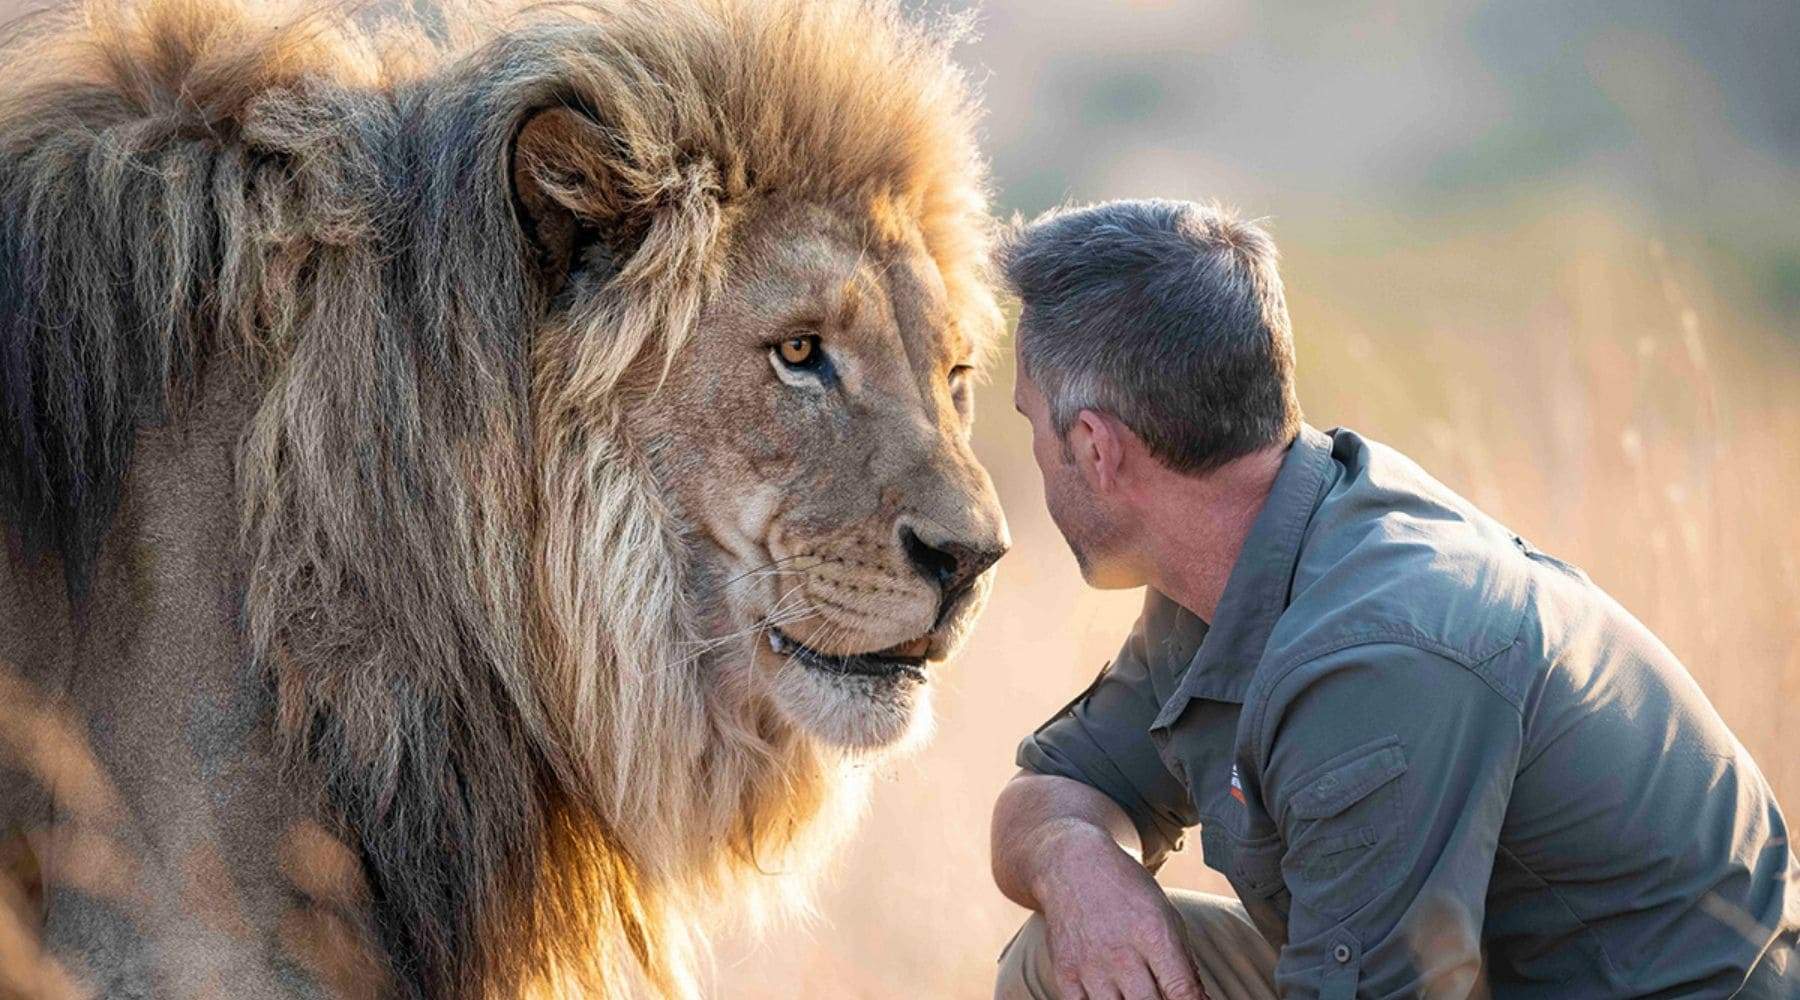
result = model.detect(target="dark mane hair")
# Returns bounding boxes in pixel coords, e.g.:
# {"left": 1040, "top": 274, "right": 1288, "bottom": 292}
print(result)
{"left": 0, "top": 4, "right": 549, "bottom": 992}
{"left": 0, "top": 1, "right": 544, "bottom": 592}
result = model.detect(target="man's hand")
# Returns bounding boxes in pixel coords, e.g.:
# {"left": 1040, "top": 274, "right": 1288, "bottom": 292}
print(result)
{"left": 1033, "top": 820, "right": 1208, "bottom": 1000}
{"left": 992, "top": 772, "right": 1208, "bottom": 1000}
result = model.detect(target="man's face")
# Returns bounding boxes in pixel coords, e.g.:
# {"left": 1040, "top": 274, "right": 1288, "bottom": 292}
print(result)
{"left": 1013, "top": 353, "right": 1138, "bottom": 588}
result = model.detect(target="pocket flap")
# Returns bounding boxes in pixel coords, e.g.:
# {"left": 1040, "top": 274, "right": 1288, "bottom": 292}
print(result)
{"left": 1290, "top": 738, "right": 1407, "bottom": 821}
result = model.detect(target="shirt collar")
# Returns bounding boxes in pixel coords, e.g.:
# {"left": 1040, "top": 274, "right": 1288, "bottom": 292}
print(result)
{"left": 1149, "top": 424, "right": 1336, "bottom": 725}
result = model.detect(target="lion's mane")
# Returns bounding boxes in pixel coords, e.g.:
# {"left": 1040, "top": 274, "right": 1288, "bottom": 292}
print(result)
{"left": 0, "top": 0, "right": 993, "bottom": 994}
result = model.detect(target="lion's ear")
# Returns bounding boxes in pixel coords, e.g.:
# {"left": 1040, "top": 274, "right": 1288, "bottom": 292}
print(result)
{"left": 511, "top": 105, "right": 637, "bottom": 291}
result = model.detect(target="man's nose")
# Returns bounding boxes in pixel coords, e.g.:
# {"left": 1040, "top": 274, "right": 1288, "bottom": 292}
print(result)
{"left": 898, "top": 523, "right": 1008, "bottom": 625}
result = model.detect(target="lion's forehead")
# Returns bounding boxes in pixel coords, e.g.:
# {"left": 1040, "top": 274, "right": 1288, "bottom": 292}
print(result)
{"left": 725, "top": 211, "right": 971, "bottom": 371}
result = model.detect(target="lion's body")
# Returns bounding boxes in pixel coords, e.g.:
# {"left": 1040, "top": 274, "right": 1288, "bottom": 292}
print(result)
{"left": 0, "top": 359, "right": 345, "bottom": 997}
{"left": 0, "top": 1, "right": 1005, "bottom": 996}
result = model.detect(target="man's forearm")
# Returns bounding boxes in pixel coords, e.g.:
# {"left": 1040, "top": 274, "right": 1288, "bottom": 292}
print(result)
{"left": 990, "top": 770, "right": 1145, "bottom": 911}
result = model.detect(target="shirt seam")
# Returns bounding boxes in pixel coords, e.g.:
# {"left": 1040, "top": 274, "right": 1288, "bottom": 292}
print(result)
{"left": 1249, "top": 633, "right": 1525, "bottom": 765}
{"left": 1494, "top": 841, "right": 1625, "bottom": 982}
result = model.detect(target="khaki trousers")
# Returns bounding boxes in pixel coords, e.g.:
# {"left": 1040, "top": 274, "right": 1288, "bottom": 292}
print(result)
{"left": 995, "top": 890, "right": 1280, "bottom": 1000}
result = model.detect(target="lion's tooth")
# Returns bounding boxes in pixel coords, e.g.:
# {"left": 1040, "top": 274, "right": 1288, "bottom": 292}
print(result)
{"left": 890, "top": 637, "right": 931, "bottom": 660}
{"left": 768, "top": 631, "right": 783, "bottom": 653}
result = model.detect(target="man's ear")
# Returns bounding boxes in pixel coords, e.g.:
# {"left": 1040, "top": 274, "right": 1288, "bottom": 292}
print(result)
{"left": 511, "top": 105, "right": 638, "bottom": 294}
{"left": 1068, "top": 409, "right": 1125, "bottom": 494}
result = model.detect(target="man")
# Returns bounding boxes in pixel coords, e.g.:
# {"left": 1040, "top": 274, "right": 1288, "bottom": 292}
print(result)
{"left": 989, "top": 199, "right": 1799, "bottom": 999}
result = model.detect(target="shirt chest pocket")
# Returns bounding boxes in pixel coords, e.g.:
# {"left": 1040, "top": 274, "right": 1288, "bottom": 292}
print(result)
{"left": 1281, "top": 735, "right": 1409, "bottom": 921}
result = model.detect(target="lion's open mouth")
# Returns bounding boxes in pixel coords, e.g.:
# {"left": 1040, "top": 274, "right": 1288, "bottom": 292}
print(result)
{"left": 767, "top": 627, "right": 930, "bottom": 681}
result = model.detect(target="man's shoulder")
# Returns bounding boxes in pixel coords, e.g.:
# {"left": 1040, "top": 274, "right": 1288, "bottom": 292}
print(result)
{"left": 1266, "top": 431, "right": 1544, "bottom": 680}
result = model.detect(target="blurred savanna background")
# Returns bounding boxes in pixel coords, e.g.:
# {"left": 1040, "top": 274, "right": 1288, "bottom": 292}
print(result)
{"left": 0, "top": 0, "right": 1793, "bottom": 996}
{"left": 715, "top": 0, "right": 1800, "bottom": 995}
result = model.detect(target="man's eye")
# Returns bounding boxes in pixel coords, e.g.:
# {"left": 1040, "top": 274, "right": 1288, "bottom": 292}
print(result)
{"left": 775, "top": 334, "right": 821, "bottom": 369}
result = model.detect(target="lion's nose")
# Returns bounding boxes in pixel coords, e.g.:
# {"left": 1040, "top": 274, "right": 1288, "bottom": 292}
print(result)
{"left": 898, "top": 524, "right": 1007, "bottom": 623}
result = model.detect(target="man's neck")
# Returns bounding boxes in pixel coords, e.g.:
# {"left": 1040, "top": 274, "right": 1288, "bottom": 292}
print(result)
{"left": 1134, "top": 446, "right": 1286, "bottom": 622}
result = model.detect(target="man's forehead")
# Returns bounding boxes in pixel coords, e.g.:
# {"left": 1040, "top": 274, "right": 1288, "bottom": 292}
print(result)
{"left": 1013, "top": 366, "right": 1042, "bottom": 410}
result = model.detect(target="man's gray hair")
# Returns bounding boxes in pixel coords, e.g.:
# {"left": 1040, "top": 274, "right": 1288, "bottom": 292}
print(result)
{"left": 998, "top": 199, "right": 1302, "bottom": 473}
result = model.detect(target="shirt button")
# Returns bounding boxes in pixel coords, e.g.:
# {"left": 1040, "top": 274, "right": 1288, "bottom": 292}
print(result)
{"left": 1333, "top": 943, "right": 1352, "bottom": 964}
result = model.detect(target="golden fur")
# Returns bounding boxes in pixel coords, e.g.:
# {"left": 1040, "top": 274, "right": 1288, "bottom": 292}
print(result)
{"left": 0, "top": 0, "right": 1003, "bottom": 995}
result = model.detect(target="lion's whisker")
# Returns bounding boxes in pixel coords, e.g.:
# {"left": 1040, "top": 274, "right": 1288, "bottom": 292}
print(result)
{"left": 700, "top": 554, "right": 828, "bottom": 597}
{"left": 679, "top": 579, "right": 818, "bottom": 655}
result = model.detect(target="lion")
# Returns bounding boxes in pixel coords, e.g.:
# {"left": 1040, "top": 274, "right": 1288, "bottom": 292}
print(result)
{"left": 0, "top": 0, "right": 1008, "bottom": 995}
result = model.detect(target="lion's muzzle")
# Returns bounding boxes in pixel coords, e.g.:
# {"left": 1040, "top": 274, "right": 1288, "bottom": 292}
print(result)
{"left": 897, "top": 523, "right": 1007, "bottom": 630}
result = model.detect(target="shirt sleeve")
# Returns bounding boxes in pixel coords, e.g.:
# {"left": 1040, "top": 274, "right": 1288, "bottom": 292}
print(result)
{"left": 1251, "top": 643, "right": 1523, "bottom": 999}
{"left": 1016, "top": 623, "right": 1199, "bottom": 870}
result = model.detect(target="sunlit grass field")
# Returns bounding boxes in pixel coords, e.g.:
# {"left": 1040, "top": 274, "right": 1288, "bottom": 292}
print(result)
{"left": 714, "top": 194, "right": 1800, "bottom": 996}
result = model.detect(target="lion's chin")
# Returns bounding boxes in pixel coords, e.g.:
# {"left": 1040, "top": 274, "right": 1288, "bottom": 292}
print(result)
{"left": 765, "top": 651, "right": 936, "bottom": 754}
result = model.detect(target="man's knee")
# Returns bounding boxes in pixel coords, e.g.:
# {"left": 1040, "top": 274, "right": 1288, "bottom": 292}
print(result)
{"left": 992, "top": 895, "right": 1278, "bottom": 1000}
{"left": 1166, "top": 891, "right": 1279, "bottom": 1000}
{"left": 994, "top": 912, "right": 1055, "bottom": 1000}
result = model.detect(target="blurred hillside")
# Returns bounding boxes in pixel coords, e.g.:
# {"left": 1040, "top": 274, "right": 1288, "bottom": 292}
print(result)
{"left": 964, "top": 0, "right": 1800, "bottom": 321}
{"left": 718, "top": 1, "right": 1800, "bottom": 996}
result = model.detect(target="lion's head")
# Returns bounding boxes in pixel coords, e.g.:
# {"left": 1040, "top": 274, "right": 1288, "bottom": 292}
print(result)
{"left": 584, "top": 192, "right": 1009, "bottom": 753}
{"left": 0, "top": 0, "right": 1003, "bottom": 995}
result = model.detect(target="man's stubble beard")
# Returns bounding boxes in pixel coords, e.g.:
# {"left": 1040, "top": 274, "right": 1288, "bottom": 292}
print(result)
{"left": 1049, "top": 475, "right": 1135, "bottom": 590}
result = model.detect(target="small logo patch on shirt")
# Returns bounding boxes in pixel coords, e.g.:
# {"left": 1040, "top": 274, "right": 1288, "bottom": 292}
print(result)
{"left": 1229, "top": 763, "right": 1246, "bottom": 804}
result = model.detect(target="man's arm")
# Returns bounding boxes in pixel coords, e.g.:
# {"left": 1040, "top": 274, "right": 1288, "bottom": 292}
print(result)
{"left": 994, "top": 619, "right": 1207, "bottom": 1000}
{"left": 991, "top": 769, "right": 1147, "bottom": 910}
{"left": 1012, "top": 625, "right": 1199, "bottom": 871}
{"left": 992, "top": 770, "right": 1208, "bottom": 1000}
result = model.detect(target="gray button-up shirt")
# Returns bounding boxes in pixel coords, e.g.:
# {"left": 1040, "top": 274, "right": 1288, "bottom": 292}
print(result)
{"left": 1018, "top": 425, "right": 1799, "bottom": 997}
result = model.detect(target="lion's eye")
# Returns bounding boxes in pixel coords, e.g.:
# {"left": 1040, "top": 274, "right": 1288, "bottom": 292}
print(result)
{"left": 950, "top": 363, "right": 976, "bottom": 426}
{"left": 950, "top": 364, "right": 976, "bottom": 401}
{"left": 776, "top": 334, "right": 820, "bottom": 369}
